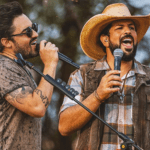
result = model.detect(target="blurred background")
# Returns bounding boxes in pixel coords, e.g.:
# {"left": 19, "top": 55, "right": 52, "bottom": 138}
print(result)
{"left": 1, "top": 0, "right": 150, "bottom": 149}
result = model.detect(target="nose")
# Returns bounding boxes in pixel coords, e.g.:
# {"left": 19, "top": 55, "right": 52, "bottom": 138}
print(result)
{"left": 124, "top": 27, "right": 131, "bottom": 35}
{"left": 32, "top": 29, "right": 38, "bottom": 38}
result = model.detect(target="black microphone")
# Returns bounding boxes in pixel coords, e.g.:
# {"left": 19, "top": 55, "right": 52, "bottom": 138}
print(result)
{"left": 113, "top": 49, "right": 123, "bottom": 91}
{"left": 113, "top": 49, "right": 123, "bottom": 73}
{"left": 35, "top": 43, "right": 80, "bottom": 69}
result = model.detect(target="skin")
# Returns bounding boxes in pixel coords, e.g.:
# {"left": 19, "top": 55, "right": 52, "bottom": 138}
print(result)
{"left": 1, "top": 14, "right": 59, "bottom": 118}
{"left": 105, "top": 20, "right": 137, "bottom": 76}
{"left": 58, "top": 20, "right": 138, "bottom": 136}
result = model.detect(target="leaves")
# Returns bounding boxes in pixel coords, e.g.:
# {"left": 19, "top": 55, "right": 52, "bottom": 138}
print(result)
{"left": 1, "top": 0, "right": 150, "bottom": 149}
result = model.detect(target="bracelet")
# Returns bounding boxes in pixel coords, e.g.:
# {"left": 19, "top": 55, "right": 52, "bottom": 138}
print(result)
{"left": 93, "top": 90, "right": 102, "bottom": 102}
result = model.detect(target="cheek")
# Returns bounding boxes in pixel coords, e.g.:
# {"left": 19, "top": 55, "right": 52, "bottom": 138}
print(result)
{"left": 132, "top": 32, "right": 137, "bottom": 43}
{"left": 109, "top": 34, "right": 120, "bottom": 44}
{"left": 20, "top": 40, "right": 31, "bottom": 50}
{"left": 20, "top": 37, "right": 30, "bottom": 43}
{"left": 16, "top": 40, "right": 30, "bottom": 47}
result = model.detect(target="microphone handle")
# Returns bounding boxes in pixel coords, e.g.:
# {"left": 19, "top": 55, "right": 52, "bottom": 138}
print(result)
{"left": 114, "top": 56, "right": 122, "bottom": 75}
{"left": 113, "top": 56, "right": 122, "bottom": 91}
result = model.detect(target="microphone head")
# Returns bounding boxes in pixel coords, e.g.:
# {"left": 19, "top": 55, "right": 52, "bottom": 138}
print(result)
{"left": 35, "top": 42, "right": 47, "bottom": 53}
{"left": 113, "top": 49, "right": 123, "bottom": 58}
{"left": 35, "top": 43, "right": 40, "bottom": 52}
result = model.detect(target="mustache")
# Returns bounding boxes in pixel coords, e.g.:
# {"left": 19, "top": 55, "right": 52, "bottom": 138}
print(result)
{"left": 120, "top": 34, "right": 134, "bottom": 44}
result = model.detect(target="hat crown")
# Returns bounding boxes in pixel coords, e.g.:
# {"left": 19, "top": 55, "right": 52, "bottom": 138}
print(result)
{"left": 102, "top": 3, "right": 131, "bottom": 16}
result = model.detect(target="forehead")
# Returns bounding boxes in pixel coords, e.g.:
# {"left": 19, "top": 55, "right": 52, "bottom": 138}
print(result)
{"left": 111, "top": 19, "right": 135, "bottom": 27}
{"left": 12, "top": 14, "right": 32, "bottom": 32}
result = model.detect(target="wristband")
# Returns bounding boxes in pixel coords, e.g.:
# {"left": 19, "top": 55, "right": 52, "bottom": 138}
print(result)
{"left": 94, "top": 90, "right": 102, "bottom": 102}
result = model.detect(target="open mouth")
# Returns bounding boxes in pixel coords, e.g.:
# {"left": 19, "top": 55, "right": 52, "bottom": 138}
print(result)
{"left": 121, "top": 37, "right": 133, "bottom": 50}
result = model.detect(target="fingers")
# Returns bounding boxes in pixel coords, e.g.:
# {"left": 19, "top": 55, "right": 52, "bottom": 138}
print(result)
{"left": 102, "top": 70, "right": 122, "bottom": 86}
{"left": 96, "top": 70, "right": 123, "bottom": 101}
{"left": 107, "top": 75, "right": 122, "bottom": 89}
{"left": 105, "top": 70, "right": 121, "bottom": 77}
{"left": 40, "top": 40, "right": 47, "bottom": 50}
{"left": 107, "top": 86, "right": 120, "bottom": 93}
{"left": 39, "top": 40, "right": 59, "bottom": 51}
{"left": 39, "top": 40, "right": 59, "bottom": 65}
{"left": 107, "top": 80, "right": 122, "bottom": 87}
{"left": 45, "top": 42, "right": 59, "bottom": 51}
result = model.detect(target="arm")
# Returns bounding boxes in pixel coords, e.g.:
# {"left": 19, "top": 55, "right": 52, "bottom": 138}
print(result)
{"left": 58, "top": 70, "right": 122, "bottom": 136}
{"left": 5, "top": 40, "right": 58, "bottom": 118}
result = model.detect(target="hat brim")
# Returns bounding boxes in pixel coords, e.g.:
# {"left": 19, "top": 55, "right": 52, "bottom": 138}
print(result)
{"left": 80, "top": 14, "right": 150, "bottom": 60}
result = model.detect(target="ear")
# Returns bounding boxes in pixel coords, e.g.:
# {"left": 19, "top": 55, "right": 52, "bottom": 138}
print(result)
{"left": 1, "top": 38, "right": 12, "bottom": 49}
{"left": 100, "top": 34, "right": 109, "bottom": 48}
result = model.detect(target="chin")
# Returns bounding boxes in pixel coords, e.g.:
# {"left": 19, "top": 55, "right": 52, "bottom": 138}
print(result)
{"left": 23, "top": 52, "right": 39, "bottom": 59}
{"left": 122, "top": 53, "right": 135, "bottom": 61}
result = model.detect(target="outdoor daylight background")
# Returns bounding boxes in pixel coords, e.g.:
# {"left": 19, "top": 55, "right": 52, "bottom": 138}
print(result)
{"left": 0, "top": 0, "right": 150, "bottom": 150}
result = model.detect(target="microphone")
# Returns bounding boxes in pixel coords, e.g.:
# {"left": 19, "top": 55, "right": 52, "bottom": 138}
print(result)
{"left": 35, "top": 43, "right": 80, "bottom": 69}
{"left": 113, "top": 49, "right": 123, "bottom": 91}
{"left": 113, "top": 49, "right": 123, "bottom": 73}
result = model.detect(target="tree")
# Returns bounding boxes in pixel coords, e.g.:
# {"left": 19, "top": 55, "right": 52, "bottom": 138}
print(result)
{"left": 1, "top": 0, "right": 150, "bottom": 149}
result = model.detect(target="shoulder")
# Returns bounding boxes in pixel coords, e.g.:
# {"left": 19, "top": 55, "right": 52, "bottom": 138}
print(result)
{"left": 70, "top": 61, "right": 96, "bottom": 77}
{"left": 0, "top": 55, "right": 25, "bottom": 77}
{"left": 79, "top": 61, "right": 96, "bottom": 73}
{"left": 0, "top": 55, "right": 29, "bottom": 88}
{"left": 134, "top": 59, "right": 150, "bottom": 83}
{"left": 135, "top": 59, "right": 150, "bottom": 72}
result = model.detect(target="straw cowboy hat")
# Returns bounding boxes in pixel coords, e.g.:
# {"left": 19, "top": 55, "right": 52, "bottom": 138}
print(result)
{"left": 80, "top": 3, "right": 150, "bottom": 60}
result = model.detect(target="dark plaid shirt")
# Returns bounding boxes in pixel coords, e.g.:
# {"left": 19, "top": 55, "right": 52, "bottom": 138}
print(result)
{"left": 60, "top": 57, "right": 146, "bottom": 150}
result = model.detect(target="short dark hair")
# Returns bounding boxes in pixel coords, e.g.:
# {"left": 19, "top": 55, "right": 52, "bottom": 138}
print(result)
{"left": 0, "top": 1, "right": 23, "bottom": 52}
{"left": 97, "top": 23, "right": 112, "bottom": 53}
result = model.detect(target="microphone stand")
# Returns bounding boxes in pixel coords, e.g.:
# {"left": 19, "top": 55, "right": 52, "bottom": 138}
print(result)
{"left": 15, "top": 53, "right": 143, "bottom": 150}
{"left": 58, "top": 52, "right": 80, "bottom": 69}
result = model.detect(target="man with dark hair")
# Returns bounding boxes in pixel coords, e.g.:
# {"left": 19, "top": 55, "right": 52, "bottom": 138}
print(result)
{"left": 0, "top": 1, "right": 58, "bottom": 150}
{"left": 59, "top": 3, "right": 150, "bottom": 150}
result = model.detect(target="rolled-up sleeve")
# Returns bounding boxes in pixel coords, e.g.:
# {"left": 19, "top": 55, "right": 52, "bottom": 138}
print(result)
{"left": 59, "top": 69, "right": 83, "bottom": 113}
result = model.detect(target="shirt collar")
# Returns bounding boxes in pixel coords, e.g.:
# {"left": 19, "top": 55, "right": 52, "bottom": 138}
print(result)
{"left": 133, "top": 60, "right": 146, "bottom": 75}
{"left": 94, "top": 56, "right": 110, "bottom": 71}
{"left": 94, "top": 56, "right": 146, "bottom": 76}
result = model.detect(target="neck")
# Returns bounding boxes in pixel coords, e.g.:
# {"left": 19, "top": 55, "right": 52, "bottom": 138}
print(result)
{"left": 106, "top": 49, "right": 133, "bottom": 78}
{"left": 0, "top": 50, "right": 17, "bottom": 60}
{"left": 120, "top": 60, "right": 133, "bottom": 77}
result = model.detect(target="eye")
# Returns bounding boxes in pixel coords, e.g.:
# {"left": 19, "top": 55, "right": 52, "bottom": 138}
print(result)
{"left": 25, "top": 27, "right": 32, "bottom": 33}
{"left": 116, "top": 26, "right": 123, "bottom": 30}
{"left": 129, "top": 26, "right": 135, "bottom": 30}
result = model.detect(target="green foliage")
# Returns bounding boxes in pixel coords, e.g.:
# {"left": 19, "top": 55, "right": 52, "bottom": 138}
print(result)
{"left": 1, "top": 0, "right": 150, "bottom": 149}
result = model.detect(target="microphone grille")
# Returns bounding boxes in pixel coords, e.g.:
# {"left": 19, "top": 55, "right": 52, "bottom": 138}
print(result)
{"left": 35, "top": 43, "right": 40, "bottom": 52}
{"left": 113, "top": 49, "right": 123, "bottom": 58}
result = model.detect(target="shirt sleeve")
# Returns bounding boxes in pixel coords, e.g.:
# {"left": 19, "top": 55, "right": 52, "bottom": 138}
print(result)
{"left": 59, "top": 69, "right": 84, "bottom": 113}
{"left": 0, "top": 60, "right": 30, "bottom": 98}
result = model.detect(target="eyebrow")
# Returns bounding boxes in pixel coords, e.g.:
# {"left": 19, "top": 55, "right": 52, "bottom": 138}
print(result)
{"left": 21, "top": 27, "right": 29, "bottom": 33}
{"left": 21, "top": 24, "right": 32, "bottom": 33}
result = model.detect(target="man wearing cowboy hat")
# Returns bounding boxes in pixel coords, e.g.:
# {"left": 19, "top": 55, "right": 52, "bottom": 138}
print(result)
{"left": 59, "top": 3, "right": 150, "bottom": 150}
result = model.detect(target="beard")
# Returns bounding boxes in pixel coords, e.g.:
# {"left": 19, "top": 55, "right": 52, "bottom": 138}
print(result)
{"left": 13, "top": 39, "right": 39, "bottom": 59}
{"left": 109, "top": 35, "right": 138, "bottom": 62}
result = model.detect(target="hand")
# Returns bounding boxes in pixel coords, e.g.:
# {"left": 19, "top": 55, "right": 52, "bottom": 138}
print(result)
{"left": 39, "top": 40, "right": 59, "bottom": 66}
{"left": 96, "top": 70, "right": 122, "bottom": 102}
